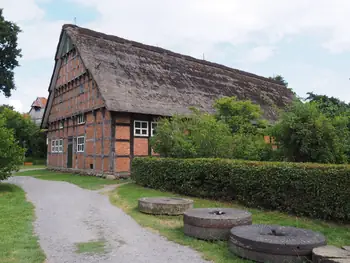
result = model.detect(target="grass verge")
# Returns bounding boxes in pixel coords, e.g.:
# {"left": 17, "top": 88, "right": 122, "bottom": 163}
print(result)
{"left": 15, "top": 170, "right": 130, "bottom": 190}
{"left": 0, "top": 183, "right": 45, "bottom": 263}
{"left": 110, "top": 183, "right": 350, "bottom": 263}
{"left": 19, "top": 165, "right": 46, "bottom": 170}
{"left": 75, "top": 240, "right": 106, "bottom": 254}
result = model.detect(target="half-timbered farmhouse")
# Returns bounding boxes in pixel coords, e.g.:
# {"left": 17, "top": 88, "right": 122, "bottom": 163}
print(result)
{"left": 41, "top": 24, "right": 294, "bottom": 176}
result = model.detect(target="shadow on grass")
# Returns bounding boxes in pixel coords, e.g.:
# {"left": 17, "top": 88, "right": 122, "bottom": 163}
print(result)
{"left": 0, "top": 183, "right": 15, "bottom": 193}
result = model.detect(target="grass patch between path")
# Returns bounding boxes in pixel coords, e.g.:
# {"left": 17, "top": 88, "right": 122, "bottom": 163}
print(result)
{"left": 75, "top": 240, "right": 106, "bottom": 254}
{"left": 0, "top": 183, "right": 45, "bottom": 263}
{"left": 15, "top": 169, "right": 130, "bottom": 190}
{"left": 110, "top": 183, "right": 350, "bottom": 263}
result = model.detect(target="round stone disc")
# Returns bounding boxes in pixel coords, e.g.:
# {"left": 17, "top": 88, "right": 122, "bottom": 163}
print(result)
{"left": 138, "top": 197, "right": 193, "bottom": 215}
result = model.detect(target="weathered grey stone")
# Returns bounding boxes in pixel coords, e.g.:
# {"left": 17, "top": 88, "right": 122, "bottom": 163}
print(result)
{"left": 105, "top": 174, "right": 116, "bottom": 180}
{"left": 229, "top": 241, "right": 310, "bottom": 263}
{"left": 229, "top": 224, "right": 326, "bottom": 262}
{"left": 183, "top": 208, "right": 252, "bottom": 240}
{"left": 313, "top": 246, "right": 350, "bottom": 263}
{"left": 343, "top": 247, "right": 350, "bottom": 252}
{"left": 138, "top": 197, "right": 193, "bottom": 215}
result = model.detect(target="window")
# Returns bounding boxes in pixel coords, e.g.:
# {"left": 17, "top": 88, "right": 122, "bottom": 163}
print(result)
{"left": 59, "top": 139, "right": 63, "bottom": 153}
{"left": 79, "top": 84, "right": 84, "bottom": 94}
{"left": 71, "top": 49, "right": 77, "bottom": 58}
{"left": 59, "top": 94, "right": 63, "bottom": 103}
{"left": 77, "top": 114, "right": 85, "bottom": 124}
{"left": 59, "top": 120, "right": 64, "bottom": 129}
{"left": 151, "top": 122, "right": 157, "bottom": 136}
{"left": 134, "top": 120, "right": 148, "bottom": 136}
{"left": 77, "top": 136, "right": 85, "bottom": 152}
{"left": 55, "top": 140, "right": 59, "bottom": 153}
{"left": 51, "top": 140, "right": 55, "bottom": 152}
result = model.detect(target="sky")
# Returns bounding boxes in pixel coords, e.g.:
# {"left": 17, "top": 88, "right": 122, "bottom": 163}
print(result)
{"left": 1, "top": 0, "right": 350, "bottom": 113}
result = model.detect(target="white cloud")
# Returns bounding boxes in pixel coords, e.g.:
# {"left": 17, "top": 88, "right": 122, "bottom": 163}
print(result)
{"left": 241, "top": 46, "right": 276, "bottom": 64}
{"left": 1, "top": 0, "right": 350, "bottom": 112}
{"left": 70, "top": 0, "right": 350, "bottom": 54}
{"left": 9, "top": 100, "right": 23, "bottom": 113}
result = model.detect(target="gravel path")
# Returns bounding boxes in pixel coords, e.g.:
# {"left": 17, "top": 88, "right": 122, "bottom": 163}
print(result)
{"left": 8, "top": 176, "right": 210, "bottom": 263}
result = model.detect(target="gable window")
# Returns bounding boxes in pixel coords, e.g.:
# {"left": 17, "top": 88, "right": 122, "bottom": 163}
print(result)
{"left": 77, "top": 114, "right": 85, "bottom": 124}
{"left": 79, "top": 84, "right": 84, "bottom": 94}
{"left": 71, "top": 49, "right": 76, "bottom": 58}
{"left": 134, "top": 120, "right": 148, "bottom": 136}
{"left": 151, "top": 122, "right": 157, "bottom": 136}
{"left": 59, "top": 139, "right": 63, "bottom": 153}
{"left": 77, "top": 136, "right": 85, "bottom": 152}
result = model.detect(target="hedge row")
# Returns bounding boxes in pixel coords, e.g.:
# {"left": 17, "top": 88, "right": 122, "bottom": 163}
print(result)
{"left": 131, "top": 158, "right": 350, "bottom": 222}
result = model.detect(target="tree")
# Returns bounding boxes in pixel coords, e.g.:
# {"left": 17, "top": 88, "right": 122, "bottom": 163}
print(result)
{"left": 0, "top": 107, "right": 47, "bottom": 158}
{"left": 270, "top": 100, "right": 347, "bottom": 164}
{"left": 0, "top": 116, "right": 25, "bottom": 180}
{"left": 306, "top": 92, "right": 350, "bottom": 118}
{"left": 0, "top": 9, "right": 22, "bottom": 97}
{"left": 213, "top": 96, "right": 267, "bottom": 135}
{"left": 0, "top": 104, "right": 14, "bottom": 113}
{"left": 150, "top": 109, "right": 234, "bottom": 158}
{"left": 269, "top": 74, "right": 288, "bottom": 87}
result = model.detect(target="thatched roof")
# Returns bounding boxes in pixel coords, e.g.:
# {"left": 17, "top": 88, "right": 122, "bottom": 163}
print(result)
{"left": 63, "top": 25, "right": 294, "bottom": 120}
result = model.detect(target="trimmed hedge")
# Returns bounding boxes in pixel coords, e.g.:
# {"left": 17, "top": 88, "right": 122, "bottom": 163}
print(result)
{"left": 24, "top": 157, "right": 46, "bottom": 165}
{"left": 131, "top": 158, "right": 350, "bottom": 222}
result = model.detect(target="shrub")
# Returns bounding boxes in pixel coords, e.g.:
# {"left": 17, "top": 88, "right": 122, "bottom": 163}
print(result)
{"left": 0, "top": 117, "right": 25, "bottom": 180}
{"left": 132, "top": 157, "right": 350, "bottom": 222}
{"left": 150, "top": 110, "right": 235, "bottom": 158}
{"left": 270, "top": 100, "right": 348, "bottom": 164}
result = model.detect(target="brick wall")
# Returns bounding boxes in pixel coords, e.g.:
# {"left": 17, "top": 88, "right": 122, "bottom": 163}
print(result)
{"left": 47, "top": 109, "right": 112, "bottom": 172}
{"left": 46, "top": 48, "right": 163, "bottom": 176}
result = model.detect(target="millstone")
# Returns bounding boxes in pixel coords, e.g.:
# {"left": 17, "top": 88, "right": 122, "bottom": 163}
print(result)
{"left": 312, "top": 245, "right": 350, "bottom": 263}
{"left": 138, "top": 197, "right": 193, "bottom": 215}
{"left": 183, "top": 208, "right": 252, "bottom": 240}
{"left": 229, "top": 224, "right": 327, "bottom": 263}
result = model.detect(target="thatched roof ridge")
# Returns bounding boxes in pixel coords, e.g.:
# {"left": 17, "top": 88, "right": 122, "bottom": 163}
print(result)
{"left": 63, "top": 24, "right": 283, "bottom": 86}
{"left": 62, "top": 24, "right": 294, "bottom": 120}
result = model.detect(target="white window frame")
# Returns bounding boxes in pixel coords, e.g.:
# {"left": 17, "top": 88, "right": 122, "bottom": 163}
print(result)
{"left": 77, "top": 136, "right": 85, "bottom": 152}
{"left": 77, "top": 114, "right": 85, "bottom": 124}
{"left": 151, "top": 122, "right": 157, "bottom": 137}
{"left": 59, "top": 139, "right": 63, "bottom": 153}
{"left": 59, "top": 120, "right": 64, "bottom": 129}
{"left": 51, "top": 140, "right": 55, "bottom": 152}
{"left": 55, "top": 140, "right": 59, "bottom": 153}
{"left": 134, "top": 120, "right": 148, "bottom": 137}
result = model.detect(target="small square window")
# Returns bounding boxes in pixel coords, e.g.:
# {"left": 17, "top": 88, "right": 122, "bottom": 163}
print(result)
{"left": 77, "top": 136, "right": 85, "bottom": 152}
{"left": 79, "top": 84, "right": 84, "bottom": 94}
{"left": 134, "top": 120, "right": 148, "bottom": 137}
{"left": 55, "top": 140, "right": 59, "bottom": 153}
{"left": 59, "top": 139, "right": 63, "bottom": 153}
{"left": 51, "top": 140, "right": 55, "bottom": 153}
{"left": 59, "top": 120, "right": 64, "bottom": 129}
{"left": 77, "top": 114, "right": 85, "bottom": 124}
{"left": 151, "top": 122, "right": 157, "bottom": 136}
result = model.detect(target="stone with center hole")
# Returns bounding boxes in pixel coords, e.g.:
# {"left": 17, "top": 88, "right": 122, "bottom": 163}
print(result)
{"left": 183, "top": 208, "right": 252, "bottom": 240}
{"left": 229, "top": 224, "right": 327, "bottom": 263}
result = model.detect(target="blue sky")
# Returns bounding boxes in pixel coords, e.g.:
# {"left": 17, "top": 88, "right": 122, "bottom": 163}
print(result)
{"left": 1, "top": 0, "right": 350, "bottom": 112}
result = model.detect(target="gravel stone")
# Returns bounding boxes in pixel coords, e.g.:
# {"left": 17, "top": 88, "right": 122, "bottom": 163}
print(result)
{"left": 8, "top": 176, "right": 210, "bottom": 263}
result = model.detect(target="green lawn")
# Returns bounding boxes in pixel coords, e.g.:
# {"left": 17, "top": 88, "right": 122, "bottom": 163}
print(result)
{"left": 15, "top": 169, "right": 130, "bottom": 190}
{"left": 110, "top": 183, "right": 350, "bottom": 263}
{"left": 19, "top": 165, "right": 46, "bottom": 170}
{"left": 0, "top": 183, "right": 45, "bottom": 263}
